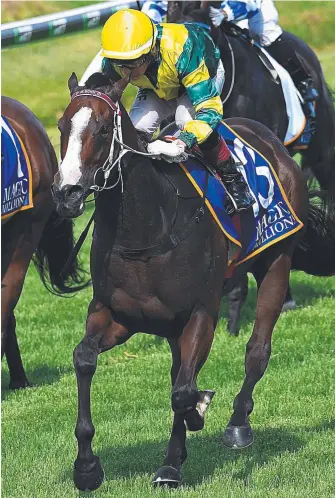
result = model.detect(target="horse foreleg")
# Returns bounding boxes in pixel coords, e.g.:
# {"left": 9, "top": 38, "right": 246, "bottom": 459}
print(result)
{"left": 223, "top": 252, "right": 291, "bottom": 449}
{"left": 153, "top": 312, "right": 214, "bottom": 487}
{"left": 73, "top": 299, "right": 131, "bottom": 491}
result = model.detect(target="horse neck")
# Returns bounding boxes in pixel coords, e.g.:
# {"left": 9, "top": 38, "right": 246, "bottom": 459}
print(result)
{"left": 94, "top": 109, "right": 175, "bottom": 248}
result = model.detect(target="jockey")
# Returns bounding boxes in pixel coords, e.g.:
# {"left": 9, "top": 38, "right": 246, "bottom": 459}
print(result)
{"left": 101, "top": 9, "right": 254, "bottom": 212}
{"left": 209, "top": 0, "right": 318, "bottom": 108}
{"left": 141, "top": 0, "right": 168, "bottom": 23}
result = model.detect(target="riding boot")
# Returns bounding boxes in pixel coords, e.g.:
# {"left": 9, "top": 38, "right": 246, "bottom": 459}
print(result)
{"left": 200, "top": 133, "right": 255, "bottom": 213}
{"left": 266, "top": 34, "right": 319, "bottom": 116}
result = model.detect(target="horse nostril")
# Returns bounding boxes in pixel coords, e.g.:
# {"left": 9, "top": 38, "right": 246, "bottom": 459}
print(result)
{"left": 63, "top": 184, "right": 84, "bottom": 201}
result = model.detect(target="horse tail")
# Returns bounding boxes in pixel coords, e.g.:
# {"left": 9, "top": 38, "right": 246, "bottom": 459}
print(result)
{"left": 32, "top": 210, "right": 91, "bottom": 295}
{"left": 291, "top": 198, "right": 335, "bottom": 276}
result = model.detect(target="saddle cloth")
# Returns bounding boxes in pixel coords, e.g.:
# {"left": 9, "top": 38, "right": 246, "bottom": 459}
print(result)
{"left": 1, "top": 115, "right": 33, "bottom": 220}
{"left": 173, "top": 121, "right": 303, "bottom": 267}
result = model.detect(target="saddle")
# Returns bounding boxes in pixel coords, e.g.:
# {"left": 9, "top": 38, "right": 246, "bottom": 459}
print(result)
{"left": 217, "top": 23, "right": 315, "bottom": 148}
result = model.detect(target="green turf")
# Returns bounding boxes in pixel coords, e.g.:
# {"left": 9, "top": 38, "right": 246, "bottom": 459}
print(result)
{"left": 2, "top": 231, "right": 335, "bottom": 497}
{"left": 2, "top": 4, "right": 335, "bottom": 497}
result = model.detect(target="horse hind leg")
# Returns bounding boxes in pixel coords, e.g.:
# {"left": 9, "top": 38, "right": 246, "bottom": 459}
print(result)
{"left": 226, "top": 274, "right": 249, "bottom": 336}
{"left": 223, "top": 247, "right": 292, "bottom": 449}
{"left": 153, "top": 312, "right": 215, "bottom": 487}
{"left": 5, "top": 312, "right": 30, "bottom": 389}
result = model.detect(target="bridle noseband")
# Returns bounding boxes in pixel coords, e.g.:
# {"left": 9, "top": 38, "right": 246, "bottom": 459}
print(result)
{"left": 70, "top": 89, "right": 156, "bottom": 192}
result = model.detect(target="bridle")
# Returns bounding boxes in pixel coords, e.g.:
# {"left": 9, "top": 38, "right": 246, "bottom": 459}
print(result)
{"left": 70, "top": 89, "right": 155, "bottom": 192}
{"left": 60, "top": 87, "right": 208, "bottom": 275}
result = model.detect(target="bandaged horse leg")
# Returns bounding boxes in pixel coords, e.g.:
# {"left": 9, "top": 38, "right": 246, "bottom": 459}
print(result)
{"left": 153, "top": 313, "right": 215, "bottom": 487}
{"left": 73, "top": 299, "right": 132, "bottom": 491}
{"left": 169, "top": 337, "right": 215, "bottom": 432}
{"left": 223, "top": 245, "right": 292, "bottom": 449}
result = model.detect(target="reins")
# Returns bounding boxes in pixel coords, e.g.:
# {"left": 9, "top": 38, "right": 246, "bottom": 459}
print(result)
{"left": 60, "top": 89, "right": 209, "bottom": 276}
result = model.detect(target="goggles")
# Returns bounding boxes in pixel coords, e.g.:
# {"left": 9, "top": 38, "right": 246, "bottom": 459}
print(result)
{"left": 111, "top": 53, "right": 151, "bottom": 70}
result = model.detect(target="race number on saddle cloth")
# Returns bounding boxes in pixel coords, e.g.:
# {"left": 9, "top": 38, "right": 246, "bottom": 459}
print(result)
{"left": 166, "top": 121, "right": 303, "bottom": 267}
{"left": 1, "top": 116, "right": 33, "bottom": 219}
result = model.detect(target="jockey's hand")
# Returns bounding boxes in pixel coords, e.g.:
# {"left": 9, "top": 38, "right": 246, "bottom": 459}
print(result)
{"left": 147, "top": 139, "right": 188, "bottom": 163}
{"left": 209, "top": 6, "right": 227, "bottom": 27}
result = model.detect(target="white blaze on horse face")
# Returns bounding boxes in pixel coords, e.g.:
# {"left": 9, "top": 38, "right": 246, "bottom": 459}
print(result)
{"left": 59, "top": 107, "right": 92, "bottom": 187}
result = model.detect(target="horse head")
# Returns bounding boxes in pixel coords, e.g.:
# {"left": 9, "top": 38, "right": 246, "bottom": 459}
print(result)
{"left": 52, "top": 72, "right": 129, "bottom": 218}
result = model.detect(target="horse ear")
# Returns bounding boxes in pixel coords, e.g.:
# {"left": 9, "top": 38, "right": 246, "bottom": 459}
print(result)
{"left": 68, "top": 72, "right": 79, "bottom": 95}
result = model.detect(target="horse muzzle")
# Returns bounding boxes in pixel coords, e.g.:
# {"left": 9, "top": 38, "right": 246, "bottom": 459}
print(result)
{"left": 51, "top": 183, "right": 85, "bottom": 218}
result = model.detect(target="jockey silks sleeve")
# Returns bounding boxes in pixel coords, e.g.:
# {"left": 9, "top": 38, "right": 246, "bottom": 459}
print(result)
{"left": 102, "top": 23, "right": 223, "bottom": 147}
{"left": 174, "top": 24, "right": 223, "bottom": 147}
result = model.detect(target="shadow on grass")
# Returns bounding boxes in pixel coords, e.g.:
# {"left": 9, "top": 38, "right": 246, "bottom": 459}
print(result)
{"left": 63, "top": 419, "right": 335, "bottom": 491}
{"left": 1, "top": 363, "right": 73, "bottom": 400}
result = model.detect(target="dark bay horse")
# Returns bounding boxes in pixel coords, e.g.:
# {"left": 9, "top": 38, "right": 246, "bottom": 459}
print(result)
{"left": 52, "top": 73, "right": 335, "bottom": 491}
{"left": 167, "top": 1, "right": 335, "bottom": 334}
{"left": 1, "top": 96, "right": 89, "bottom": 389}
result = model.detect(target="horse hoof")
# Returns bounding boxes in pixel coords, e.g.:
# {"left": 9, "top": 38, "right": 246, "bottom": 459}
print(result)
{"left": 152, "top": 465, "right": 181, "bottom": 488}
{"left": 73, "top": 456, "right": 105, "bottom": 491}
{"left": 222, "top": 424, "right": 254, "bottom": 449}
{"left": 282, "top": 299, "right": 297, "bottom": 312}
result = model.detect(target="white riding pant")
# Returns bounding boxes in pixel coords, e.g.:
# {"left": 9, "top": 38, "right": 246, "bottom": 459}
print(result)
{"left": 129, "top": 60, "right": 225, "bottom": 140}
{"left": 248, "top": 0, "right": 283, "bottom": 47}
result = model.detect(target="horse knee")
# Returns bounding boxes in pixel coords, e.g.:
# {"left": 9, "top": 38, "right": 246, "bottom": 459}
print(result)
{"left": 172, "top": 385, "right": 198, "bottom": 414}
{"left": 73, "top": 341, "right": 98, "bottom": 375}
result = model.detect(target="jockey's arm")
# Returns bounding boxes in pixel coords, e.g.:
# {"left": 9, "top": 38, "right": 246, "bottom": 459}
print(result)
{"left": 177, "top": 58, "right": 223, "bottom": 149}
{"left": 209, "top": 0, "right": 261, "bottom": 27}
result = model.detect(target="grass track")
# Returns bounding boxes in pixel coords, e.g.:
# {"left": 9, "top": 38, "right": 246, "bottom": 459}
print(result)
{"left": 2, "top": 3, "right": 335, "bottom": 497}
{"left": 2, "top": 204, "right": 335, "bottom": 497}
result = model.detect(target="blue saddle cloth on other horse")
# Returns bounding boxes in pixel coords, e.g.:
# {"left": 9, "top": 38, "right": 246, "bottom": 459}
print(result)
{"left": 1, "top": 115, "right": 33, "bottom": 219}
{"left": 178, "top": 121, "right": 303, "bottom": 266}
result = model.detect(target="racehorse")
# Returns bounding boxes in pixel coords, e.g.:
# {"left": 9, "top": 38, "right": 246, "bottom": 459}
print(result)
{"left": 52, "top": 73, "right": 335, "bottom": 491}
{"left": 167, "top": 1, "right": 335, "bottom": 334}
{"left": 1, "top": 96, "right": 89, "bottom": 389}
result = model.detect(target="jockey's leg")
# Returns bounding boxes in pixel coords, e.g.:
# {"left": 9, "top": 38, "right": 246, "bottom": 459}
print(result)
{"left": 200, "top": 132, "right": 255, "bottom": 212}
{"left": 175, "top": 76, "right": 253, "bottom": 211}
{"left": 250, "top": 0, "right": 318, "bottom": 107}
{"left": 129, "top": 88, "right": 173, "bottom": 142}
{"left": 266, "top": 35, "right": 319, "bottom": 109}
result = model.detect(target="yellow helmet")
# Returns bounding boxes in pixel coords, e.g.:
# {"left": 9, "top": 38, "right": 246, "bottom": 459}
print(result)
{"left": 101, "top": 9, "right": 157, "bottom": 60}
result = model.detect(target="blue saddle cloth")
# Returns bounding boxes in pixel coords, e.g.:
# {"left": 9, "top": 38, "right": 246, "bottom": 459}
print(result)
{"left": 1, "top": 115, "right": 33, "bottom": 219}
{"left": 178, "top": 121, "right": 303, "bottom": 266}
